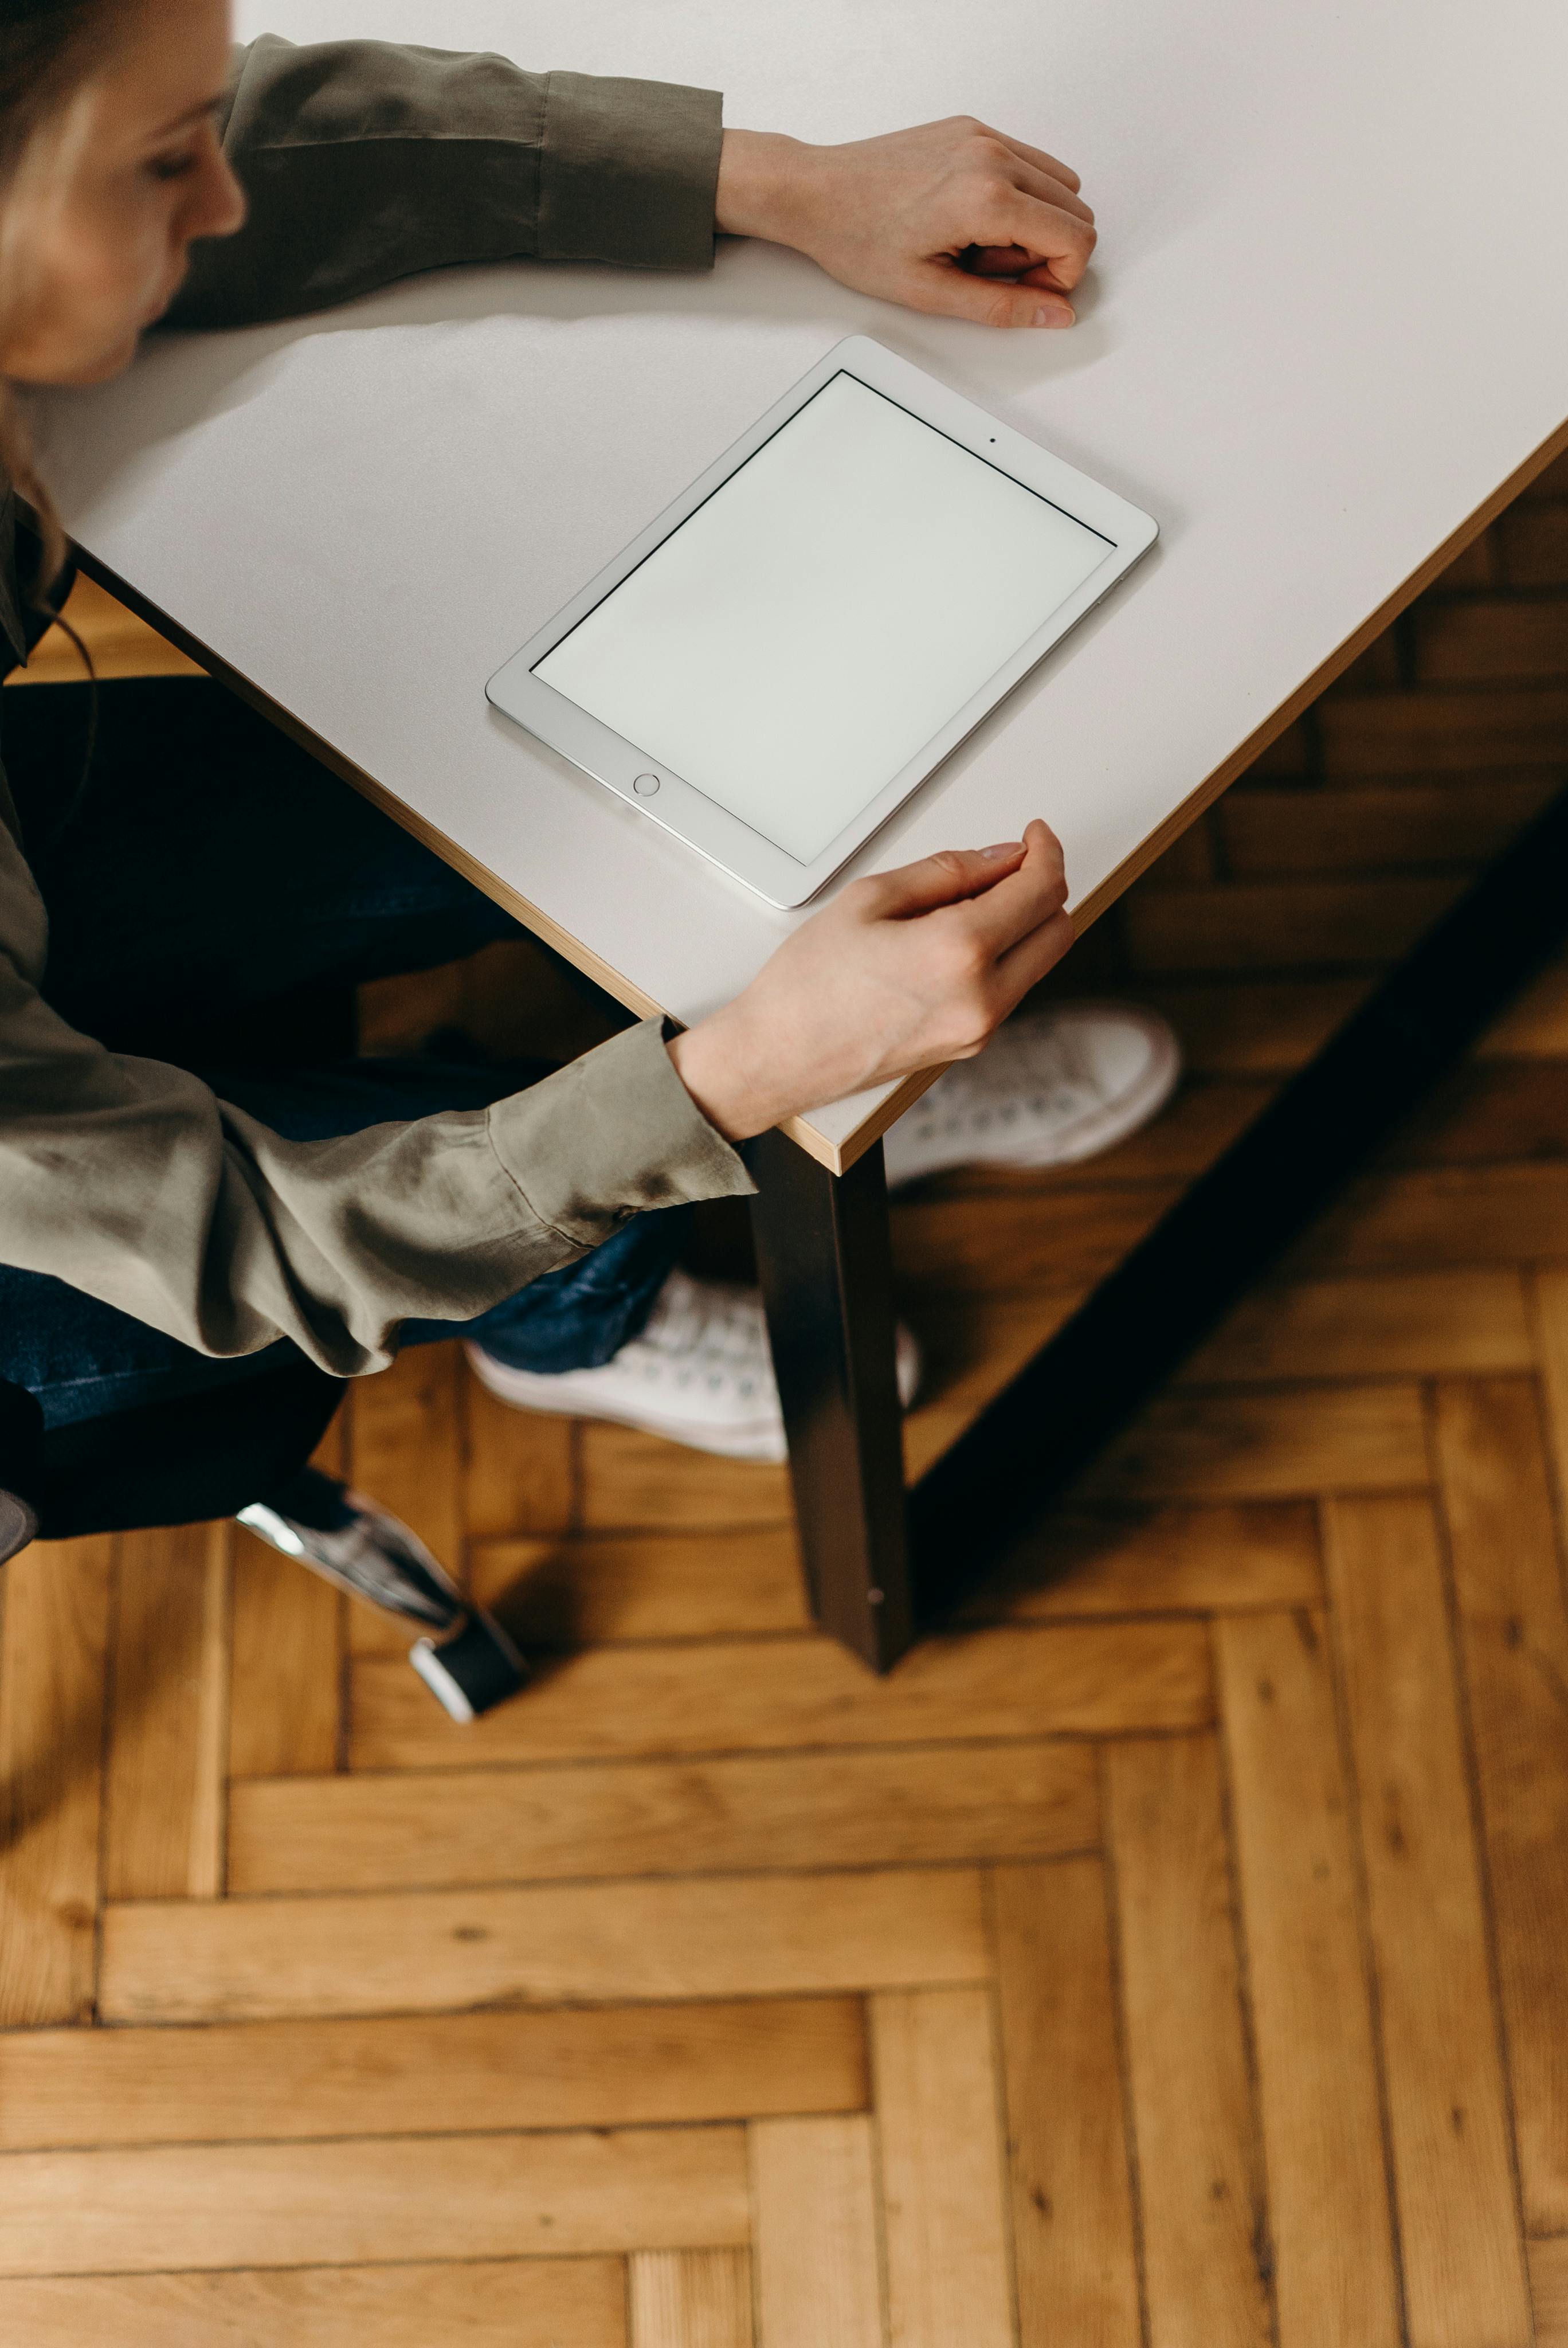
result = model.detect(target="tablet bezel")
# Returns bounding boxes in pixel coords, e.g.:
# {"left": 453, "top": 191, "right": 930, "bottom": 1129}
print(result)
{"left": 485, "top": 333, "right": 1158, "bottom": 909}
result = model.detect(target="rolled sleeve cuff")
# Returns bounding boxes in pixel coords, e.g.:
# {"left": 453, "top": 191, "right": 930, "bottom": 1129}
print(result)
{"left": 538, "top": 72, "right": 723, "bottom": 270}
{"left": 485, "top": 1015, "right": 754, "bottom": 1248}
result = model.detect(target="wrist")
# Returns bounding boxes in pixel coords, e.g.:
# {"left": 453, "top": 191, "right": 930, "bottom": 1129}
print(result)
{"left": 715, "top": 128, "right": 816, "bottom": 246}
{"left": 667, "top": 1011, "right": 782, "bottom": 1143}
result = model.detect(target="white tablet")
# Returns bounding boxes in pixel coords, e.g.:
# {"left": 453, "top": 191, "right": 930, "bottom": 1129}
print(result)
{"left": 487, "top": 334, "right": 1157, "bottom": 909}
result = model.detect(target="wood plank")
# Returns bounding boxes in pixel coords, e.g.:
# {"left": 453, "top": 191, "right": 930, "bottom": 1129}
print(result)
{"left": 104, "top": 1524, "right": 229, "bottom": 1900}
{"left": 631, "top": 2251, "right": 752, "bottom": 2348}
{"left": 1142, "top": 979, "right": 1371, "bottom": 1077}
{"left": 1386, "top": 1059, "right": 1568, "bottom": 1168}
{"left": 1290, "top": 1163, "right": 1568, "bottom": 1271}
{"left": 228, "top": 1523, "right": 341, "bottom": 1778}
{"left": 892, "top": 1187, "right": 1181, "bottom": 1300}
{"left": 464, "top": 1370, "right": 578, "bottom": 1540}
{"left": 1181, "top": 1271, "right": 1534, "bottom": 1386}
{"left": 188, "top": 1530, "right": 229, "bottom": 1899}
{"left": 100, "top": 1869, "right": 990, "bottom": 2023}
{"left": 1077, "top": 1383, "right": 1428, "bottom": 1502}
{"left": 750, "top": 2116, "right": 886, "bottom": 2348}
{"left": 1215, "top": 1612, "right": 1401, "bottom": 2348}
{"left": 228, "top": 1740, "right": 1099, "bottom": 1895}
{"left": 903, "top": 1291, "right": 1084, "bottom": 1480}
{"left": 1528, "top": 1266, "right": 1568, "bottom": 1520}
{"left": 468, "top": 1526, "right": 810, "bottom": 1645}
{"left": 0, "top": 2259, "right": 628, "bottom": 2348}
{"left": 1412, "top": 593, "right": 1568, "bottom": 684}
{"left": 1144, "top": 813, "right": 1217, "bottom": 881}
{"left": 0, "top": 1537, "right": 113, "bottom": 2026}
{"left": 578, "top": 1425, "right": 793, "bottom": 1533}
{"left": 1499, "top": 499, "right": 1568, "bottom": 587}
{"left": 348, "top": 1343, "right": 464, "bottom": 1656}
{"left": 1122, "top": 875, "right": 1463, "bottom": 976}
{"left": 0, "top": 1996, "right": 868, "bottom": 2151}
{"left": 1317, "top": 684, "right": 1568, "bottom": 774}
{"left": 11, "top": 575, "right": 200, "bottom": 682}
{"left": 871, "top": 1987, "right": 1015, "bottom": 2348}
{"left": 1323, "top": 1495, "right": 1531, "bottom": 2348}
{"left": 1432, "top": 1376, "right": 1568, "bottom": 2232}
{"left": 0, "top": 2126, "right": 747, "bottom": 2276}
{"left": 309, "top": 1392, "right": 350, "bottom": 1481}
{"left": 1102, "top": 1736, "right": 1271, "bottom": 2348}
{"left": 1532, "top": 2239, "right": 1568, "bottom": 2347}
{"left": 991, "top": 1858, "right": 1140, "bottom": 2348}
{"left": 1475, "top": 953, "right": 1568, "bottom": 1058}
{"left": 1217, "top": 778, "right": 1556, "bottom": 877}
{"left": 349, "top": 1622, "right": 1212, "bottom": 1771}
{"left": 971, "top": 1501, "right": 1322, "bottom": 1621}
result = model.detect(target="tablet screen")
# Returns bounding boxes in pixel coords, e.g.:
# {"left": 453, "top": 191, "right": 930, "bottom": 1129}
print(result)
{"left": 534, "top": 371, "right": 1114, "bottom": 865}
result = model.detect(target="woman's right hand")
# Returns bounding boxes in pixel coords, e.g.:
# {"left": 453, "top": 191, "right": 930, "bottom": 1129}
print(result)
{"left": 667, "top": 817, "right": 1074, "bottom": 1140}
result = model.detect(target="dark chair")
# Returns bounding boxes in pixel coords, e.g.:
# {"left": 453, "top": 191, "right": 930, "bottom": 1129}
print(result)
{"left": 0, "top": 1360, "right": 526, "bottom": 1716}
{"left": 0, "top": 1359, "right": 340, "bottom": 1562}
{"left": 0, "top": 1377, "right": 44, "bottom": 1566}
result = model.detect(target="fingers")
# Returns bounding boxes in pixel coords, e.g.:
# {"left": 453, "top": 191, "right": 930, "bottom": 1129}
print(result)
{"left": 991, "top": 904, "right": 1075, "bottom": 1007}
{"left": 858, "top": 839, "right": 1028, "bottom": 919}
{"left": 975, "top": 183, "right": 1097, "bottom": 287}
{"left": 855, "top": 822, "right": 1064, "bottom": 940}
{"left": 959, "top": 819, "right": 1069, "bottom": 953}
{"left": 919, "top": 261, "right": 1075, "bottom": 329}
{"left": 964, "top": 245, "right": 1041, "bottom": 276}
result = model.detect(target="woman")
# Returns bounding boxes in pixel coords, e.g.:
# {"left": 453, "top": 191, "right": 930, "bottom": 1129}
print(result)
{"left": 0, "top": 1, "right": 1177, "bottom": 1668}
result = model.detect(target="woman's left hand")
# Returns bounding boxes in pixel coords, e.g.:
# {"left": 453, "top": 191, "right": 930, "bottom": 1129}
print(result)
{"left": 715, "top": 118, "right": 1096, "bottom": 330}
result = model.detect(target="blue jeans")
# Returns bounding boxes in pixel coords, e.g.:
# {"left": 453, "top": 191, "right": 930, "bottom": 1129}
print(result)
{"left": 1, "top": 678, "right": 687, "bottom": 1429}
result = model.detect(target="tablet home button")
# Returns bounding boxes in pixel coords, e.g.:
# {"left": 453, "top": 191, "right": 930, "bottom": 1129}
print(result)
{"left": 632, "top": 773, "right": 660, "bottom": 797}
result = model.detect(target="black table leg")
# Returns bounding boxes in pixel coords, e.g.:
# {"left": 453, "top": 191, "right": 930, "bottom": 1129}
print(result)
{"left": 748, "top": 782, "right": 1568, "bottom": 1677}
{"left": 747, "top": 1130, "right": 913, "bottom": 1673}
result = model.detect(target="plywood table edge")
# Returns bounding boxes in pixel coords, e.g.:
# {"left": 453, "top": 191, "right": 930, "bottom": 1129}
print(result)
{"left": 68, "top": 397, "right": 1568, "bottom": 1177}
{"left": 1069, "top": 410, "right": 1568, "bottom": 941}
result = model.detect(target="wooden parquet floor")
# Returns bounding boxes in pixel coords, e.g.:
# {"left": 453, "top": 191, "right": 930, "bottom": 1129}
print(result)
{"left": 3, "top": 463, "right": 1568, "bottom": 2345}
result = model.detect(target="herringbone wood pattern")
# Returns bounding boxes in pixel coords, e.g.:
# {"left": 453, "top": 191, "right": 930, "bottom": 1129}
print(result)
{"left": 3, "top": 458, "right": 1568, "bottom": 2343}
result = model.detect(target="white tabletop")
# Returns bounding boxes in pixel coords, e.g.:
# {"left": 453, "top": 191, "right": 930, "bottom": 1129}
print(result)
{"left": 36, "top": 0, "right": 1568, "bottom": 1168}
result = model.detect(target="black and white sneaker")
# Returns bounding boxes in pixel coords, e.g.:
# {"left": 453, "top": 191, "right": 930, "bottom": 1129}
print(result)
{"left": 236, "top": 1466, "right": 526, "bottom": 1721}
{"left": 467, "top": 1269, "right": 922, "bottom": 1465}
{"left": 882, "top": 1001, "right": 1182, "bottom": 1188}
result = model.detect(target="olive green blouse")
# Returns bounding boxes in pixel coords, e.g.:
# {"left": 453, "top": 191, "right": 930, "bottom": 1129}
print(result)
{"left": 0, "top": 36, "right": 755, "bottom": 1378}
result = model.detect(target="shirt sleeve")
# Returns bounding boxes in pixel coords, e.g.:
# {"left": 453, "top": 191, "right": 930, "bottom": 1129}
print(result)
{"left": 0, "top": 812, "right": 752, "bottom": 1377}
{"left": 164, "top": 36, "right": 726, "bottom": 331}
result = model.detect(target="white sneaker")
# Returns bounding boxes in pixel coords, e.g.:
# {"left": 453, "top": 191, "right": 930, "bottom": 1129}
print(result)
{"left": 882, "top": 1001, "right": 1182, "bottom": 1189}
{"left": 465, "top": 1269, "right": 922, "bottom": 1465}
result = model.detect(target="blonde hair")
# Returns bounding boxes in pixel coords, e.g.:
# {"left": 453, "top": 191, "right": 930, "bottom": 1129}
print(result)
{"left": 0, "top": 0, "right": 123, "bottom": 603}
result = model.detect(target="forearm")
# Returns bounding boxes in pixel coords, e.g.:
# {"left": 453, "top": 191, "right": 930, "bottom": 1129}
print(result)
{"left": 165, "top": 37, "right": 724, "bottom": 331}
{"left": 0, "top": 960, "right": 751, "bottom": 1376}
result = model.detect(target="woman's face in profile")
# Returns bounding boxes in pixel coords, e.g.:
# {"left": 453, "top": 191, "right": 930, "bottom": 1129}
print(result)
{"left": 1, "top": 0, "right": 245, "bottom": 388}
